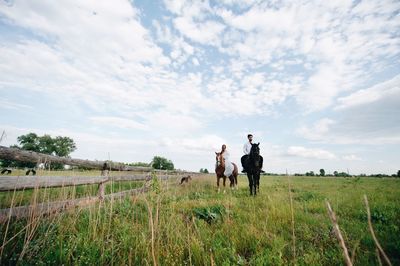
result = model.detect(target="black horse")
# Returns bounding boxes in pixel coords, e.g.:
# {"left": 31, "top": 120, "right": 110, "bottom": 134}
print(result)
{"left": 243, "top": 143, "right": 263, "bottom": 195}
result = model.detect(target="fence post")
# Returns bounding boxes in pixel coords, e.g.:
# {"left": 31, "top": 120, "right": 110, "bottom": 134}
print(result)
{"left": 98, "top": 179, "right": 108, "bottom": 200}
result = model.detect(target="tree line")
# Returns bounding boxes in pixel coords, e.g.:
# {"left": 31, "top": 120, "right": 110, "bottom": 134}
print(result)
{"left": 294, "top": 168, "right": 400, "bottom": 178}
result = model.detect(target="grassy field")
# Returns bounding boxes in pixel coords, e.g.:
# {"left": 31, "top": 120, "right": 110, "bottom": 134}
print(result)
{"left": 0, "top": 173, "right": 399, "bottom": 265}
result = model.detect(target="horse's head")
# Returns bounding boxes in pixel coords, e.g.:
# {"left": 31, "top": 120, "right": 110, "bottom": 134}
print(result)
{"left": 250, "top": 143, "right": 261, "bottom": 168}
{"left": 215, "top": 152, "right": 223, "bottom": 167}
{"left": 250, "top": 143, "right": 260, "bottom": 159}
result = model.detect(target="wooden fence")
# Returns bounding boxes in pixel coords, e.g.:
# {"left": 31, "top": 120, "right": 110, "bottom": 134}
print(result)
{"left": 0, "top": 147, "right": 200, "bottom": 223}
{"left": 0, "top": 171, "right": 193, "bottom": 223}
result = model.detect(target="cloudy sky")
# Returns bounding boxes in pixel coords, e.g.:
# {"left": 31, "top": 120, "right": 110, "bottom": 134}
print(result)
{"left": 0, "top": 0, "right": 399, "bottom": 174}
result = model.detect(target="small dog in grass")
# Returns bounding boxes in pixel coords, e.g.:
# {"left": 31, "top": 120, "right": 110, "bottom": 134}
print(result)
{"left": 180, "top": 175, "right": 192, "bottom": 185}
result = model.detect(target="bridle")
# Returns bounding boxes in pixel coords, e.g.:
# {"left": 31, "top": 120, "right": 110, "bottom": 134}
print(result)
{"left": 215, "top": 153, "right": 224, "bottom": 168}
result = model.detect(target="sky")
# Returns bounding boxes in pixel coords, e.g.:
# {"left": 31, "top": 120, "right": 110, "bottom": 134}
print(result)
{"left": 0, "top": 0, "right": 399, "bottom": 175}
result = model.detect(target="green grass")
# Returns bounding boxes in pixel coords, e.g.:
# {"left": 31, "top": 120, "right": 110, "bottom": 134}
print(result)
{"left": 0, "top": 174, "right": 399, "bottom": 265}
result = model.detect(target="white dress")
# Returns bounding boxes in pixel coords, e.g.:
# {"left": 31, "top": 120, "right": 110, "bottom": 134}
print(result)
{"left": 222, "top": 150, "right": 234, "bottom": 177}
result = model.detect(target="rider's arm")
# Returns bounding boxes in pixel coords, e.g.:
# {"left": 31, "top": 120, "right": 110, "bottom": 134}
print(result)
{"left": 243, "top": 143, "right": 248, "bottom": 154}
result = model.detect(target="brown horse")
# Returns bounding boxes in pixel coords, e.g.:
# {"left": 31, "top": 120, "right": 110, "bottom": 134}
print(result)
{"left": 215, "top": 152, "right": 238, "bottom": 193}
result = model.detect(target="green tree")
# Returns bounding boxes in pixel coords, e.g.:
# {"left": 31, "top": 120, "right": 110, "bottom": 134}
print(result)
{"left": 53, "top": 136, "right": 76, "bottom": 157}
{"left": 16, "top": 133, "right": 76, "bottom": 156}
{"left": 397, "top": 170, "right": 400, "bottom": 177}
{"left": 333, "top": 171, "right": 350, "bottom": 177}
{"left": 151, "top": 156, "right": 174, "bottom": 170}
{"left": 38, "top": 134, "right": 55, "bottom": 154}
{"left": 199, "top": 168, "right": 209, "bottom": 174}
{"left": 320, "top": 169, "right": 325, "bottom": 176}
{"left": 17, "top": 133, "right": 40, "bottom": 151}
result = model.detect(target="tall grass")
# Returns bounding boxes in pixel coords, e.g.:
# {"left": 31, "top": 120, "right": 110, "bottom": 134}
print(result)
{"left": 0, "top": 174, "right": 399, "bottom": 265}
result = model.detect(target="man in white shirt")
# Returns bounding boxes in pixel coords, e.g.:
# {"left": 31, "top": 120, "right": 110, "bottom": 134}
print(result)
{"left": 241, "top": 134, "right": 253, "bottom": 172}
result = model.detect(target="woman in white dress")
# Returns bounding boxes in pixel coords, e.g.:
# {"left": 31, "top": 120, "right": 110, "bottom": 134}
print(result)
{"left": 221, "top": 144, "right": 234, "bottom": 178}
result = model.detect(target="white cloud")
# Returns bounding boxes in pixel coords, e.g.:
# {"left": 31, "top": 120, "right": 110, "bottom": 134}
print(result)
{"left": 161, "top": 134, "right": 226, "bottom": 153}
{"left": 163, "top": 0, "right": 225, "bottom": 46}
{"left": 297, "top": 118, "right": 336, "bottom": 141}
{"left": 297, "top": 75, "right": 400, "bottom": 145}
{"left": 287, "top": 146, "right": 336, "bottom": 160}
{"left": 163, "top": 0, "right": 186, "bottom": 15}
{"left": 215, "top": 0, "right": 400, "bottom": 111}
{"left": 218, "top": 0, "right": 255, "bottom": 9}
{"left": 0, "top": 0, "right": 168, "bottom": 64}
{"left": 174, "top": 17, "right": 225, "bottom": 45}
{"left": 297, "top": 117, "right": 400, "bottom": 145}
{"left": 2, "top": 0, "right": 397, "bottom": 120}
{"left": 205, "top": 74, "right": 302, "bottom": 116}
{"left": 342, "top": 154, "right": 362, "bottom": 161}
{"left": 336, "top": 74, "right": 400, "bottom": 110}
{"left": 241, "top": 72, "right": 265, "bottom": 90}
{"left": 145, "top": 112, "right": 204, "bottom": 134}
{"left": 0, "top": 99, "right": 32, "bottom": 110}
{"left": 153, "top": 20, "right": 195, "bottom": 67}
{"left": 192, "top": 57, "right": 200, "bottom": 66}
{"left": 89, "top": 116, "right": 148, "bottom": 130}
{"left": 0, "top": 0, "right": 210, "bottom": 137}
{"left": 219, "top": 4, "right": 296, "bottom": 33}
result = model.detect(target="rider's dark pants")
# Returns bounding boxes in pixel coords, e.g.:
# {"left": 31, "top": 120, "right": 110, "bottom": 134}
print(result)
{"left": 241, "top": 155, "right": 248, "bottom": 170}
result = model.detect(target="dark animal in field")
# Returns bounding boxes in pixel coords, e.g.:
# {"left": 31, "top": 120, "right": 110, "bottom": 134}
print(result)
{"left": 242, "top": 143, "right": 263, "bottom": 196}
{"left": 1, "top": 169, "right": 12, "bottom": 175}
{"left": 215, "top": 152, "right": 238, "bottom": 193}
{"left": 25, "top": 169, "right": 36, "bottom": 176}
{"left": 180, "top": 175, "right": 192, "bottom": 184}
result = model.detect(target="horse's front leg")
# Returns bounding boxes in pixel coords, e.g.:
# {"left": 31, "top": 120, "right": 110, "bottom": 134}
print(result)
{"left": 223, "top": 177, "right": 226, "bottom": 193}
{"left": 247, "top": 173, "right": 253, "bottom": 195}
{"left": 217, "top": 177, "right": 220, "bottom": 193}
